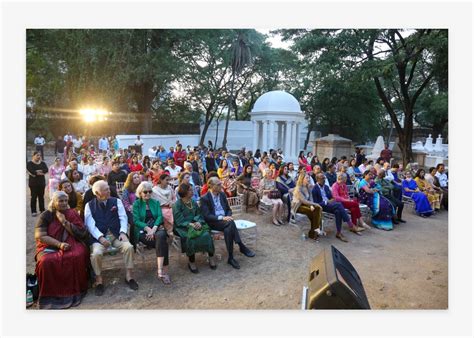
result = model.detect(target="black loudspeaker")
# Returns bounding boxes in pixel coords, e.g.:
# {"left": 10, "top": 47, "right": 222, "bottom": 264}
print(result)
{"left": 305, "top": 245, "right": 370, "bottom": 309}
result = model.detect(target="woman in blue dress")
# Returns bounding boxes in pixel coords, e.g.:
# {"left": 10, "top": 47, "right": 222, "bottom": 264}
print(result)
{"left": 402, "top": 171, "right": 433, "bottom": 217}
{"left": 358, "top": 170, "right": 395, "bottom": 230}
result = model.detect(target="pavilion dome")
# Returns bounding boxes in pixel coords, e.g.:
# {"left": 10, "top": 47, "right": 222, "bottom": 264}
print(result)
{"left": 251, "top": 90, "right": 302, "bottom": 113}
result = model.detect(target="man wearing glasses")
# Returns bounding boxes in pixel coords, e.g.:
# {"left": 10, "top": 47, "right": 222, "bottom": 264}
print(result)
{"left": 200, "top": 177, "right": 255, "bottom": 269}
{"left": 84, "top": 180, "right": 138, "bottom": 296}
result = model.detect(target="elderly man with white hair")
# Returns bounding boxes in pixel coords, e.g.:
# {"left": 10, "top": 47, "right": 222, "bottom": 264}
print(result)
{"left": 200, "top": 177, "right": 255, "bottom": 269}
{"left": 84, "top": 180, "right": 138, "bottom": 296}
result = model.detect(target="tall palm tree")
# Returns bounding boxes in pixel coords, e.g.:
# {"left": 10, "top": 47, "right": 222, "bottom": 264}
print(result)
{"left": 221, "top": 31, "right": 252, "bottom": 150}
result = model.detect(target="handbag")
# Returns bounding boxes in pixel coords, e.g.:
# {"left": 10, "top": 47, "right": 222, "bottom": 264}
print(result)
{"left": 268, "top": 189, "right": 282, "bottom": 199}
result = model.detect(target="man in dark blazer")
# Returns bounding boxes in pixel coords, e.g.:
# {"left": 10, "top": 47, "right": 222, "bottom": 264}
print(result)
{"left": 312, "top": 173, "right": 361, "bottom": 242}
{"left": 200, "top": 177, "right": 255, "bottom": 269}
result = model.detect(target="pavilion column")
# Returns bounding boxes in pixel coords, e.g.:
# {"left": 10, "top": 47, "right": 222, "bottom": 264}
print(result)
{"left": 252, "top": 120, "right": 258, "bottom": 152}
{"left": 290, "top": 121, "right": 296, "bottom": 158}
{"left": 294, "top": 122, "right": 300, "bottom": 155}
{"left": 277, "top": 122, "right": 282, "bottom": 150}
{"left": 269, "top": 120, "right": 275, "bottom": 150}
{"left": 262, "top": 120, "right": 268, "bottom": 151}
{"left": 284, "top": 122, "right": 291, "bottom": 158}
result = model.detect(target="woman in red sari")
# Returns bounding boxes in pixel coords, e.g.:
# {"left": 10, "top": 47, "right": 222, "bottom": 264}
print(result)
{"left": 331, "top": 172, "right": 371, "bottom": 230}
{"left": 34, "top": 191, "right": 89, "bottom": 309}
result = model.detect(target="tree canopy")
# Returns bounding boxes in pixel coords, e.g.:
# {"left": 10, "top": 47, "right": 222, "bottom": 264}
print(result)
{"left": 27, "top": 29, "right": 448, "bottom": 159}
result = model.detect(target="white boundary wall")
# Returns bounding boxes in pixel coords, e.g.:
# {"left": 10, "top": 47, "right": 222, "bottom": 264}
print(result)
{"left": 116, "top": 120, "right": 312, "bottom": 155}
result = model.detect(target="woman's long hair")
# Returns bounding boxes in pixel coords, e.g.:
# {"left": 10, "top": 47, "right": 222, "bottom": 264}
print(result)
{"left": 124, "top": 172, "right": 140, "bottom": 192}
{"left": 58, "top": 179, "right": 77, "bottom": 208}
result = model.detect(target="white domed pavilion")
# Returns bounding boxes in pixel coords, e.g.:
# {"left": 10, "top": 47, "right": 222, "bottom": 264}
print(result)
{"left": 250, "top": 90, "right": 306, "bottom": 162}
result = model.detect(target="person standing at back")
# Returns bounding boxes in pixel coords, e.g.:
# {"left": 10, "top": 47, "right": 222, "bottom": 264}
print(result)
{"left": 34, "top": 134, "right": 46, "bottom": 159}
{"left": 27, "top": 151, "right": 49, "bottom": 216}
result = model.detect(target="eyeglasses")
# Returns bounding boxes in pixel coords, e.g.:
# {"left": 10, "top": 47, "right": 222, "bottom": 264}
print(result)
{"left": 143, "top": 190, "right": 153, "bottom": 194}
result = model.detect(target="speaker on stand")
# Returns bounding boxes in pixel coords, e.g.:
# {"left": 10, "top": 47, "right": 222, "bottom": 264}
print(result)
{"left": 302, "top": 245, "right": 371, "bottom": 309}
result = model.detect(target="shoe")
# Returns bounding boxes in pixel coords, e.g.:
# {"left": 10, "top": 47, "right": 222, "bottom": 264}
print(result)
{"left": 240, "top": 246, "right": 255, "bottom": 257}
{"left": 227, "top": 258, "right": 240, "bottom": 269}
{"left": 278, "top": 219, "right": 285, "bottom": 225}
{"left": 188, "top": 263, "right": 199, "bottom": 274}
{"left": 398, "top": 219, "right": 407, "bottom": 223}
{"left": 336, "top": 233, "right": 348, "bottom": 242}
{"left": 349, "top": 228, "right": 362, "bottom": 236}
{"left": 272, "top": 220, "right": 281, "bottom": 226}
{"left": 125, "top": 278, "right": 139, "bottom": 290}
{"left": 209, "top": 257, "right": 217, "bottom": 270}
{"left": 392, "top": 218, "right": 400, "bottom": 224}
{"left": 31, "top": 212, "right": 38, "bottom": 217}
{"left": 95, "top": 284, "right": 105, "bottom": 296}
{"left": 356, "top": 226, "right": 366, "bottom": 232}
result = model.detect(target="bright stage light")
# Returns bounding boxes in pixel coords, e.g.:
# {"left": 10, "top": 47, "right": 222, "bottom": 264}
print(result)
{"left": 79, "top": 108, "right": 110, "bottom": 123}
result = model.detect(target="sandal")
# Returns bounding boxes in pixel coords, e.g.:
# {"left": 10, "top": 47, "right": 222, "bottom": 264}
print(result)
{"left": 349, "top": 228, "right": 362, "bottom": 236}
{"left": 158, "top": 270, "right": 171, "bottom": 285}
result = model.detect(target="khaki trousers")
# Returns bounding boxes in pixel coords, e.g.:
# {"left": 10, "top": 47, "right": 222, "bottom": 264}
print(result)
{"left": 90, "top": 233, "right": 134, "bottom": 276}
{"left": 297, "top": 204, "right": 322, "bottom": 239}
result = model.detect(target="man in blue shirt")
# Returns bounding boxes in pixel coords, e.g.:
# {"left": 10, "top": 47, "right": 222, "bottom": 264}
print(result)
{"left": 312, "top": 173, "right": 362, "bottom": 242}
{"left": 157, "top": 146, "right": 169, "bottom": 162}
{"left": 200, "top": 177, "right": 255, "bottom": 269}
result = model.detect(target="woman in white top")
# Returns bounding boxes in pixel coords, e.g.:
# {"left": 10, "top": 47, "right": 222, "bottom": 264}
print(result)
{"left": 152, "top": 173, "right": 176, "bottom": 233}
{"left": 259, "top": 168, "right": 284, "bottom": 226}
{"left": 81, "top": 156, "right": 98, "bottom": 183}
{"left": 67, "top": 169, "right": 88, "bottom": 194}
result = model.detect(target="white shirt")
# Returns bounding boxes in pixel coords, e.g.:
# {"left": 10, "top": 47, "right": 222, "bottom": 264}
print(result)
{"left": 435, "top": 172, "right": 448, "bottom": 187}
{"left": 73, "top": 180, "right": 88, "bottom": 194}
{"left": 358, "top": 164, "right": 366, "bottom": 173}
{"left": 34, "top": 137, "right": 45, "bottom": 146}
{"left": 385, "top": 170, "right": 394, "bottom": 181}
{"left": 165, "top": 165, "right": 182, "bottom": 179}
{"left": 98, "top": 138, "right": 109, "bottom": 151}
{"left": 82, "top": 163, "right": 98, "bottom": 179}
{"left": 64, "top": 134, "right": 72, "bottom": 142}
{"left": 73, "top": 138, "right": 82, "bottom": 149}
{"left": 84, "top": 199, "right": 128, "bottom": 240}
{"left": 134, "top": 139, "right": 144, "bottom": 146}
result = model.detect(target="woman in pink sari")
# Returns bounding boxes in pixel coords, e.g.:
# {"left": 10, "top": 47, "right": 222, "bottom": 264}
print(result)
{"left": 152, "top": 173, "right": 176, "bottom": 233}
{"left": 298, "top": 151, "right": 312, "bottom": 172}
{"left": 332, "top": 173, "right": 370, "bottom": 229}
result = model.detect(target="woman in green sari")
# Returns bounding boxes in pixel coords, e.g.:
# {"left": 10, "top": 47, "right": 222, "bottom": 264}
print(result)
{"left": 172, "top": 182, "right": 216, "bottom": 273}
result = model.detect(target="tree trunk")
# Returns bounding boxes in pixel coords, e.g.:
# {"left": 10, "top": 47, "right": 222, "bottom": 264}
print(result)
{"left": 303, "top": 120, "right": 313, "bottom": 150}
{"left": 135, "top": 81, "right": 154, "bottom": 134}
{"left": 222, "top": 73, "right": 235, "bottom": 150}
{"left": 398, "top": 111, "right": 414, "bottom": 168}
{"left": 199, "top": 119, "right": 212, "bottom": 147}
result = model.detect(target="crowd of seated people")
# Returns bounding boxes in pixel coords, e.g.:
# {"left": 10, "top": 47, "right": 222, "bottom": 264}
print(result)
{"left": 30, "top": 135, "right": 449, "bottom": 309}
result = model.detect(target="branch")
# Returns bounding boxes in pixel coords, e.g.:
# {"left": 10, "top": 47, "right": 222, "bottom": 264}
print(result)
{"left": 411, "top": 72, "right": 434, "bottom": 109}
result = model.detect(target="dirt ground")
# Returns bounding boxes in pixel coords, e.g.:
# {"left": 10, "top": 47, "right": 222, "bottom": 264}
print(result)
{"left": 26, "top": 150, "right": 448, "bottom": 310}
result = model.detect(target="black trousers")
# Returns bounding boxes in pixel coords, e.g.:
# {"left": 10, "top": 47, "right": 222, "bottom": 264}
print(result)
{"left": 282, "top": 193, "right": 292, "bottom": 222}
{"left": 441, "top": 187, "right": 448, "bottom": 210}
{"left": 322, "top": 202, "right": 350, "bottom": 232}
{"left": 385, "top": 194, "right": 404, "bottom": 219}
{"left": 139, "top": 229, "right": 169, "bottom": 266}
{"left": 30, "top": 184, "right": 45, "bottom": 213}
{"left": 35, "top": 145, "right": 44, "bottom": 159}
{"left": 208, "top": 220, "right": 243, "bottom": 260}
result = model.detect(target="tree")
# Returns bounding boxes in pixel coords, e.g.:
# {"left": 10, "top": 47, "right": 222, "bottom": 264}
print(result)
{"left": 177, "top": 30, "right": 234, "bottom": 146}
{"left": 280, "top": 29, "right": 448, "bottom": 166}
{"left": 222, "top": 31, "right": 253, "bottom": 149}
